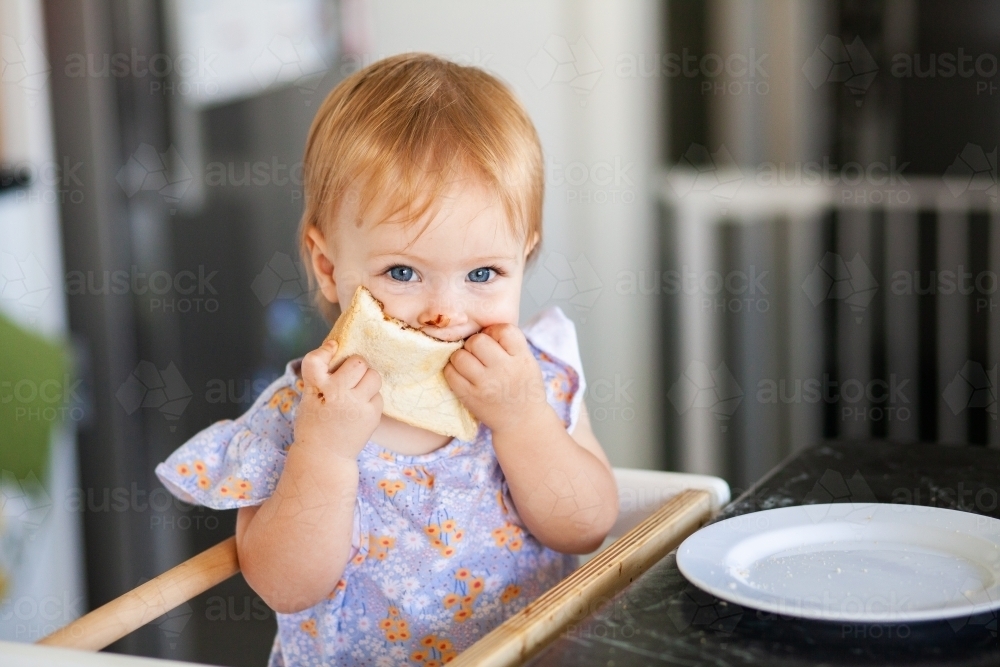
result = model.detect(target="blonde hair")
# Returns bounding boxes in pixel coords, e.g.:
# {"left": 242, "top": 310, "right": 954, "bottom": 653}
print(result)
{"left": 298, "top": 52, "right": 544, "bottom": 323}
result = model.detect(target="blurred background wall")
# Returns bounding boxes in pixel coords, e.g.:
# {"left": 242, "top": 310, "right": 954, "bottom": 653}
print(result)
{"left": 0, "top": 0, "right": 997, "bottom": 664}
{"left": 0, "top": 0, "right": 86, "bottom": 646}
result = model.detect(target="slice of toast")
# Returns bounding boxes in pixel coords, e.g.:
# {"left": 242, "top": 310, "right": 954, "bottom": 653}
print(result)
{"left": 323, "top": 285, "right": 479, "bottom": 442}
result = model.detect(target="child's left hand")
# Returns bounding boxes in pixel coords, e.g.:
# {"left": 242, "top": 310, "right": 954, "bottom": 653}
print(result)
{"left": 443, "top": 324, "right": 549, "bottom": 433}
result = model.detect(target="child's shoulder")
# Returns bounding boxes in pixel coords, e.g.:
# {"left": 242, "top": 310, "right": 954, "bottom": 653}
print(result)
{"left": 521, "top": 306, "right": 587, "bottom": 431}
{"left": 523, "top": 305, "right": 583, "bottom": 370}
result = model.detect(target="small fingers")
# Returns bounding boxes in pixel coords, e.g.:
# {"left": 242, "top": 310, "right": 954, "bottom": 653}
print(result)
{"left": 333, "top": 354, "right": 370, "bottom": 388}
{"left": 443, "top": 361, "right": 473, "bottom": 397}
{"left": 483, "top": 323, "right": 527, "bottom": 356}
{"left": 449, "top": 348, "right": 486, "bottom": 383}
{"left": 355, "top": 367, "right": 382, "bottom": 399}
{"left": 301, "top": 339, "right": 339, "bottom": 385}
{"left": 464, "top": 332, "right": 506, "bottom": 366}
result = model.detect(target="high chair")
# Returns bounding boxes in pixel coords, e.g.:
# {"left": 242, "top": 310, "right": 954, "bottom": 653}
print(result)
{"left": 583, "top": 467, "right": 730, "bottom": 564}
{"left": 23, "top": 468, "right": 729, "bottom": 666}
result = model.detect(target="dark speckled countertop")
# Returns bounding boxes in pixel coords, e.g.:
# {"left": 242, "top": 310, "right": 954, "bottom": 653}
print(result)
{"left": 529, "top": 440, "right": 1000, "bottom": 666}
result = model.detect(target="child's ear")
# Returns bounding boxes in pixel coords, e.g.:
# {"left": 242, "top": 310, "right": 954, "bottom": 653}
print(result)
{"left": 306, "top": 226, "right": 340, "bottom": 305}
{"left": 523, "top": 230, "right": 540, "bottom": 261}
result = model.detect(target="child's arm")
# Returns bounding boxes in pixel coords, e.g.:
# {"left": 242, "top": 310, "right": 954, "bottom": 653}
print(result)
{"left": 444, "top": 325, "right": 618, "bottom": 554}
{"left": 236, "top": 340, "right": 382, "bottom": 613}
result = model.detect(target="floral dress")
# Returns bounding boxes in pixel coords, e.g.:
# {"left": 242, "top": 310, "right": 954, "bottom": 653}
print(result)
{"left": 155, "top": 306, "right": 588, "bottom": 667}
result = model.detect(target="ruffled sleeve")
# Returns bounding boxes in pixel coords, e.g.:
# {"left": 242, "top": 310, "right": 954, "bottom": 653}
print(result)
{"left": 154, "top": 360, "right": 305, "bottom": 509}
{"left": 522, "top": 306, "right": 587, "bottom": 432}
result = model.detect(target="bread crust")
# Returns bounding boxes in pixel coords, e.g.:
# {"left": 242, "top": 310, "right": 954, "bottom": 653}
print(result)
{"left": 323, "top": 286, "right": 479, "bottom": 441}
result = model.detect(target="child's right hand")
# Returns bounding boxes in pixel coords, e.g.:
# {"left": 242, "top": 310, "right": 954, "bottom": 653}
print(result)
{"left": 296, "top": 340, "right": 383, "bottom": 460}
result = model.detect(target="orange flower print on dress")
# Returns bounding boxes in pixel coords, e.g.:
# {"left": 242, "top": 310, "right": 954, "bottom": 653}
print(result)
{"left": 443, "top": 569, "right": 485, "bottom": 622}
{"left": 351, "top": 533, "right": 369, "bottom": 566}
{"left": 491, "top": 521, "right": 524, "bottom": 551}
{"left": 379, "top": 606, "right": 411, "bottom": 642}
{"left": 377, "top": 478, "right": 406, "bottom": 498}
{"left": 412, "top": 635, "right": 457, "bottom": 664}
{"left": 327, "top": 578, "right": 347, "bottom": 599}
{"left": 500, "top": 584, "right": 521, "bottom": 604}
{"left": 402, "top": 465, "right": 435, "bottom": 489}
{"left": 217, "top": 476, "right": 253, "bottom": 500}
{"left": 177, "top": 460, "right": 213, "bottom": 494}
{"left": 425, "top": 517, "right": 463, "bottom": 558}
{"left": 548, "top": 373, "right": 570, "bottom": 403}
{"left": 300, "top": 619, "right": 318, "bottom": 638}
{"left": 267, "top": 387, "right": 297, "bottom": 414}
{"left": 368, "top": 532, "right": 395, "bottom": 561}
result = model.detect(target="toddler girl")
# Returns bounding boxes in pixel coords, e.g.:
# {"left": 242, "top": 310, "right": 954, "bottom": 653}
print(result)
{"left": 156, "top": 53, "right": 618, "bottom": 666}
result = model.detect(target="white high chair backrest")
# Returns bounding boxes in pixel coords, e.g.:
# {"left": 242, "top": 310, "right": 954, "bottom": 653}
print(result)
{"left": 579, "top": 468, "right": 731, "bottom": 564}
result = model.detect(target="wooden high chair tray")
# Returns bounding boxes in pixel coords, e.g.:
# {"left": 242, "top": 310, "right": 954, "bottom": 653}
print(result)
{"left": 35, "top": 489, "right": 712, "bottom": 665}
{"left": 451, "top": 489, "right": 712, "bottom": 666}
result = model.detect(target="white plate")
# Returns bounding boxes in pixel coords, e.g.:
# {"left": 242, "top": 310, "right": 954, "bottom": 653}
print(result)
{"left": 676, "top": 503, "right": 1000, "bottom": 623}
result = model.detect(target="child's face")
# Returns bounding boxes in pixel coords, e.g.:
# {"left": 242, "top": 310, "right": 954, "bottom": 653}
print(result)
{"left": 309, "top": 177, "right": 536, "bottom": 342}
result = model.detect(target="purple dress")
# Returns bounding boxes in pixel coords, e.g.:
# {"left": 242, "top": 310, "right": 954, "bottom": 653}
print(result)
{"left": 155, "top": 307, "right": 588, "bottom": 666}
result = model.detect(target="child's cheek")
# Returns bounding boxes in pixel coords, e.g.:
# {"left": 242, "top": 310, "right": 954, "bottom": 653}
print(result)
{"left": 473, "top": 288, "right": 520, "bottom": 324}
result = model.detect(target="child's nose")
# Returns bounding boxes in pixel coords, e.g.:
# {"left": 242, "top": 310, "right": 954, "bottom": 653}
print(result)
{"left": 417, "top": 294, "right": 468, "bottom": 332}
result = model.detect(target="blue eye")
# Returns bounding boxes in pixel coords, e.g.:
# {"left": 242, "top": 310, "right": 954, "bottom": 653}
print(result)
{"left": 388, "top": 266, "right": 415, "bottom": 282}
{"left": 467, "top": 267, "right": 493, "bottom": 283}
